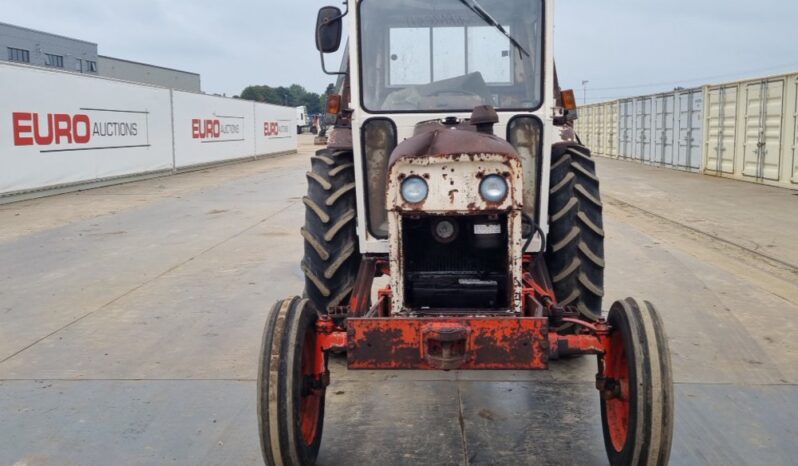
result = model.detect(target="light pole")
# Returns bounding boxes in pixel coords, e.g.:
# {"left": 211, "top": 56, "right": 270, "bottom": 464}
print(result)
{"left": 581, "top": 80, "right": 590, "bottom": 105}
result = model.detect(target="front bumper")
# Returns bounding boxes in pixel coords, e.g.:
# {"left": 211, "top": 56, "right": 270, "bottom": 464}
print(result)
{"left": 347, "top": 316, "right": 549, "bottom": 370}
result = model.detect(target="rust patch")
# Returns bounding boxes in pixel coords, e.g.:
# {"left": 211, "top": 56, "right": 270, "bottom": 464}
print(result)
{"left": 327, "top": 127, "right": 353, "bottom": 150}
{"left": 388, "top": 128, "right": 519, "bottom": 168}
{"left": 347, "top": 317, "right": 549, "bottom": 370}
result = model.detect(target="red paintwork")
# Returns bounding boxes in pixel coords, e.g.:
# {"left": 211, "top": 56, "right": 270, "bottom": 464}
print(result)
{"left": 347, "top": 317, "right": 549, "bottom": 370}
{"left": 300, "top": 321, "right": 323, "bottom": 445}
{"left": 313, "top": 256, "right": 613, "bottom": 372}
{"left": 604, "top": 328, "right": 631, "bottom": 452}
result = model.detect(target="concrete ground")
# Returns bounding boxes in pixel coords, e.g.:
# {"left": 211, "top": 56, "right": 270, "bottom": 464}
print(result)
{"left": 1, "top": 136, "right": 797, "bottom": 466}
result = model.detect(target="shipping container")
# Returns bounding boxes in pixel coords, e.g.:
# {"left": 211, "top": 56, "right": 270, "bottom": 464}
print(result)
{"left": 633, "top": 96, "right": 654, "bottom": 162}
{"left": 619, "top": 98, "right": 635, "bottom": 159}
{"left": 591, "top": 104, "right": 603, "bottom": 153}
{"left": 576, "top": 71, "right": 797, "bottom": 190}
{"left": 793, "top": 76, "right": 798, "bottom": 183}
{"left": 705, "top": 84, "right": 737, "bottom": 174}
{"left": 581, "top": 105, "right": 596, "bottom": 149}
{"left": 599, "top": 101, "right": 619, "bottom": 158}
{"left": 676, "top": 88, "right": 704, "bottom": 170}
{"left": 703, "top": 73, "right": 798, "bottom": 190}
{"left": 575, "top": 101, "right": 619, "bottom": 159}
{"left": 621, "top": 88, "right": 706, "bottom": 172}
{"left": 653, "top": 93, "right": 675, "bottom": 166}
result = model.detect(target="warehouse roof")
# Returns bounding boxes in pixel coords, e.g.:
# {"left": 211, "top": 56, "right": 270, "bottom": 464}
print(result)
{"left": 98, "top": 55, "right": 200, "bottom": 77}
{"left": 0, "top": 21, "right": 97, "bottom": 47}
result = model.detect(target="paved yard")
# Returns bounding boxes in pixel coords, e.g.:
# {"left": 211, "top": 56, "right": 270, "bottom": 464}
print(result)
{"left": 1, "top": 138, "right": 796, "bottom": 465}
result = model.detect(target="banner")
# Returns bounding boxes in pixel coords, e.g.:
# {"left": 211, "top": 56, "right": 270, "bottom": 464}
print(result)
{"left": 0, "top": 62, "right": 298, "bottom": 197}
{"left": 0, "top": 64, "right": 173, "bottom": 194}
{"left": 172, "top": 91, "right": 256, "bottom": 168}
{"left": 255, "top": 102, "right": 297, "bottom": 156}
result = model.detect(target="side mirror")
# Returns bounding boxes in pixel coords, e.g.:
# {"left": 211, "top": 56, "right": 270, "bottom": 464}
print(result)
{"left": 316, "top": 7, "right": 343, "bottom": 53}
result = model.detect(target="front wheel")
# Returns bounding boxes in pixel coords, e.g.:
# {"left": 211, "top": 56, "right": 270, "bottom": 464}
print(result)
{"left": 600, "top": 298, "right": 674, "bottom": 466}
{"left": 258, "top": 297, "right": 327, "bottom": 466}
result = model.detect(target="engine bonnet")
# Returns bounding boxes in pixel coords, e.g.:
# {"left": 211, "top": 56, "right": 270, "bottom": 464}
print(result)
{"left": 388, "top": 125, "right": 520, "bottom": 168}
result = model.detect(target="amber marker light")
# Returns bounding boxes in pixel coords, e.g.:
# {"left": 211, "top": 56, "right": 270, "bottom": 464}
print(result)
{"left": 326, "top": 94, "right": 342, "bottom": 114}
{"left": 561, "top": 89, "right": 577, "bottom": 110}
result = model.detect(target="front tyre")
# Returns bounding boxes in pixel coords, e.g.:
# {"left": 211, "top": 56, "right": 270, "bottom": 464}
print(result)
{"left": 258, "top": 297, "right": 326, "bottom": 466}
{"left": 600, "top": 298, "right": 674, "bottom": 466}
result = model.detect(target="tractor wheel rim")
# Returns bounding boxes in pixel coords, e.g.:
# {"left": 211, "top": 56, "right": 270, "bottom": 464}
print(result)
{"left": 605, "top": 331, "right": 630, "bottom": 452}
{"left": 300, "top": 327, "right": 322, "bottom": 445}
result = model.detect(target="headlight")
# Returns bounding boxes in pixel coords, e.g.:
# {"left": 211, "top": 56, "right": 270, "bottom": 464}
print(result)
{"left": 401, "top": 176, "right": 428, "bottom": 204}
{"left": 479, "top": 175, "right": 508, "bottom": 203}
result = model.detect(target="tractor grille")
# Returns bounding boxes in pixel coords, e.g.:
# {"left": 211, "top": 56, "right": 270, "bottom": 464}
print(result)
{"left": 402, "top": 215, "right": 510, "bottom": 310}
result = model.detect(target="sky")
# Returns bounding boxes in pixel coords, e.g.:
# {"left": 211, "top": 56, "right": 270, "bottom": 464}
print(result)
{"left": 5, "top": 0, "right": 798, "bottom": 103}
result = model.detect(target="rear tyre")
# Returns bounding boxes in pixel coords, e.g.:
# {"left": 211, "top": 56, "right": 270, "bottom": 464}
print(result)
{"left": 302, "top": 149, "right": 360, "bottom": 314}
{"left": 258, "top": 297, "right": 327, "bottom": 466}
{"left": 545, "top": 143, "right": 605, "bottom": 322}
{"left": 600, "top": 298, "right": 674, "bottom": 466}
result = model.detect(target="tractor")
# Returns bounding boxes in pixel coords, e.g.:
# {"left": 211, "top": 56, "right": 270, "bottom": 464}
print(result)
{"left": 257, "top": 1, "right": 673, "bottom": 465}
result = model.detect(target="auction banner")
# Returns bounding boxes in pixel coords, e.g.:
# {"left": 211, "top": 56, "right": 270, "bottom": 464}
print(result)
{"left": 254, "top": 102, "right": 297, "bottom": 157}
{"left": 0, "top": 63, "right": 173, "bottom": 195}
{"left": 172, "top": 91, "right": 257, "bottom": 168}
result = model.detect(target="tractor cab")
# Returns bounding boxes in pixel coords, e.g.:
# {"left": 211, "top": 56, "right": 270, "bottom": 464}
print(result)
{"left": 318, "top": 0, "right": 555, "bottom": 254}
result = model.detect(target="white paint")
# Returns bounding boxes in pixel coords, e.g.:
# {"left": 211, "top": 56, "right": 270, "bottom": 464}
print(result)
{"left": 255, "top": 103, "right": 297, "bottom": 157}
{"left": 0, "top": 62, "right": 297, "bottom": 197}
{"left": 172, "top": 91, "right": 256, "bottom": 168}
{"left": 0, "top": 63, "right": 172, "bottom": 195}
{"left": 348, "top": 0, "right": 556, "bottom": 254}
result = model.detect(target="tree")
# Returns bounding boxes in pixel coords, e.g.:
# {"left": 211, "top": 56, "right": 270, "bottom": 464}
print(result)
{"left": 240, "top": 83, "right": 327, "bottom": 114}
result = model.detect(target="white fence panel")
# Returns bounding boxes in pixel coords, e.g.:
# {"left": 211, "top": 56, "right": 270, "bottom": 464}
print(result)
{"left": 0, "top": 64, "right": 173, "bottom": 195}
{"left": 254, "top": 103, "right": 297, "bottom": 156}
{"left": 172, "top": 92, "right": 257, "bottom": 168}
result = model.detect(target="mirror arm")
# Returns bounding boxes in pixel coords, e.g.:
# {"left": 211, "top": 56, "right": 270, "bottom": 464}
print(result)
{"left": 320, "top": 51, "right": 347, "bottom": 77}
{"left": 332, "top": 1, "right": 349, "bottom": 23}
